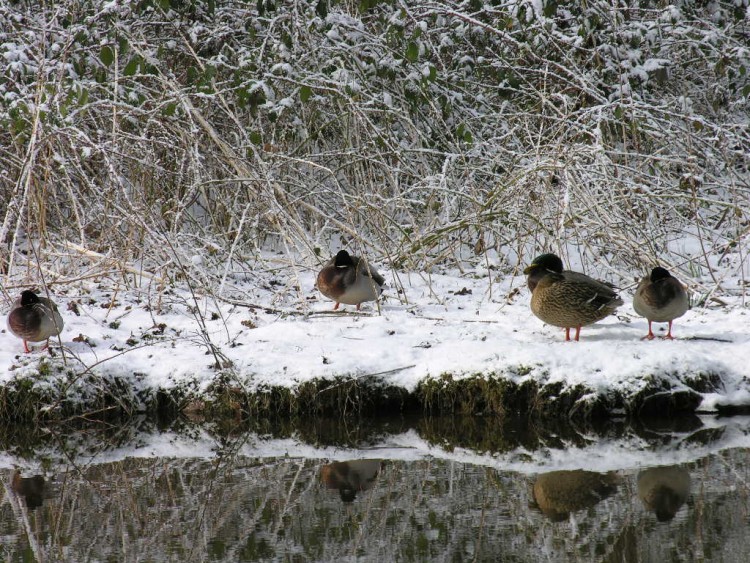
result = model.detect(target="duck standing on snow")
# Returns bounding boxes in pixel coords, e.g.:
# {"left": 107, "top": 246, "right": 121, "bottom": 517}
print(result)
{"left": 7, "top": 289, "right": 65, "bottom": 353}
{"left": 633, "top": 266, "right": 689, "bottom": 340}
{"left": 316, "top": 250, "right": 385, "bottom": 310}
{"left": 523, "top": 253, "right": 623, "bottom": 341}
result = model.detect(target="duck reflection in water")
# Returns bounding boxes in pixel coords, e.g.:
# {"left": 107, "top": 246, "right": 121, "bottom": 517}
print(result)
{"left": 320, "top": 459, "right": 384, "bottom": 503}
{"left": 532, "top": 470, "right": 620, "bottom": 522}
{"left": 637, "top": 465, "right": 691, "bottom": 521}
{"left": 11, "top": 470, "right": 46, "bottom": 510}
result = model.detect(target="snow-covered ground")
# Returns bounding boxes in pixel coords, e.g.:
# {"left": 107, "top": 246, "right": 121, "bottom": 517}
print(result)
{"left": 1, "top": 258, "right": 748, "bottom": 413}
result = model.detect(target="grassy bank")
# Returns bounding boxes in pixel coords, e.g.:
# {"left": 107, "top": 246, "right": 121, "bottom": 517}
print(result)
{"left": 0, "top": 360, "right": 720, "bottom": 425}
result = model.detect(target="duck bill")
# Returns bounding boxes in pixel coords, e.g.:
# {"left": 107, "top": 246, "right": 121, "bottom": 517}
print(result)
{"left": 523, "top": 264, "right": 537, "bottom": 275}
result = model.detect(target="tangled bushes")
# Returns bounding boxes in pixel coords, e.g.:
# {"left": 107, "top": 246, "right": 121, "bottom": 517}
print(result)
{"left": 1, "top": 0, "right": 748, "bottom": 300}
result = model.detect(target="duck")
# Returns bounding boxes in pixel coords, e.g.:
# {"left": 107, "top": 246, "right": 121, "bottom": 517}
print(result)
{"left": 320, "top": 459, "right": 384, "bottom": 503}
{"left": 523, "top": 253, "right": 623, "bottom": 341}
{"left": 7, "top": 289, "right": 65, "bottom": 353}
{"left": 637, "top": 466, "right": 691, "bottom": 522}
{"left": 532, "top": 470, "right": 620, "bottom": 521}
{"left": 633, "top": 266, "right": 689, "bottom": 340}
{"left": 12, "top": 470, "right": 46, "bottom": 510}
{"left": 316, "top": 250, "right": 385, "bottom": 310}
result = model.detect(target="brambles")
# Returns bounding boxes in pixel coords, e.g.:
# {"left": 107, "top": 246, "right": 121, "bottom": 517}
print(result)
{"left": 0, "top": 1, "right": 747, "bottom": 295}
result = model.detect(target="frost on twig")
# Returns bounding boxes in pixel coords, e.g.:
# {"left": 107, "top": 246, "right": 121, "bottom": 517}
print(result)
{"left": 0, "top": 0, "right": 746, "bottom": 305}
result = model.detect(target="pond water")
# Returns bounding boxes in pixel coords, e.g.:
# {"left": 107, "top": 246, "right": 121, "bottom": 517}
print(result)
{"left": 1, "top": 415, "right": 749, "bottom": 562}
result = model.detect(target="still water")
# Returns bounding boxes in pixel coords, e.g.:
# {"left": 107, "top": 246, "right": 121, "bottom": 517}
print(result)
{"left": 1, "top": 415, "right": 749, "bottom": 562}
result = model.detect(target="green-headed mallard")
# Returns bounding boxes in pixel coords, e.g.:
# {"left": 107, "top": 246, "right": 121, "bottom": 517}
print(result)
{"left": 633, "top": 266, "right": 689, "bottom": 340}
{"left": 316, "top": 250, "right": 385, "bottom": 311}
{"left": 7, "top": 289, "right": 64, "bottom": 353}
{"left": 523, "top": 253, "right": 623, "bottom": 341}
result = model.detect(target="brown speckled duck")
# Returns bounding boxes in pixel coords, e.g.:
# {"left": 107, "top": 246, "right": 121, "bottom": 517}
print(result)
{"left": 316, "top": 250, "right": 385, "bottom": 310}
{"left": 523, "top": 253, "right": 623, "bottom": 341}
{"left": 7, "top": 289, "right": 64, "bottom": 353}
{"left": 633, "top": 266, "right": 689, "bottom": 340}
{"left": 532, "top": 470, "right": 620, "bottom": 521}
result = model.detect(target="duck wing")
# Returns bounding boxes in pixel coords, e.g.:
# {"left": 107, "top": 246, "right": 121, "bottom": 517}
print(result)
{"left": 560, "top": 271, "right": 623, "bottom": 310}
{"left": 356, "top": 258, "right": 385, "bottom": 287}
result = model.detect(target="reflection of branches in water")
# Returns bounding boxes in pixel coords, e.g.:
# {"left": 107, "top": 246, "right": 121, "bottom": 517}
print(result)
{"left": 417, "top": 415, "right": 619, "bottom": 454}
{"left": 0, "top": 417, "right": 147, "bottom": 462}
{"left": 2, "top": 471, "right": 45, "bottom": 560}
{"left": 1, "top": 449, "right": 750, "bottom": 560}
{"left": 1, "top": 413, "right": 750, "bottom": 561}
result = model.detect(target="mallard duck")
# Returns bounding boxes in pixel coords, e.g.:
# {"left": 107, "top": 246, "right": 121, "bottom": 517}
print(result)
{"left": 7, "top": 289, "right": 64, "bottom": 353}
{"left": 523, "top": 253, "right": 623, "bottom": 341}
{"left": 637, "top": 466, "right": 690, "bottom": 522}
{"left": 316, "top": 250, "right": 385, "bottom": 310}
{"left": 320, "top": 459, "right": 384, "bottom": 503}
{"left": 633, "top": 266, "right": 689, "bottom": 340}
{"left": 532, "top": 470, "right": 620, "bottom": 521}
{"left": 12, "top": 470, "right": 46, "bottom": 510}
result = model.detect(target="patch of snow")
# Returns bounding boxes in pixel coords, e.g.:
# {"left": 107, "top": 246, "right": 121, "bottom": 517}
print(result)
{"left": 1, "top": 259, "right": 747, "bottom": 413}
